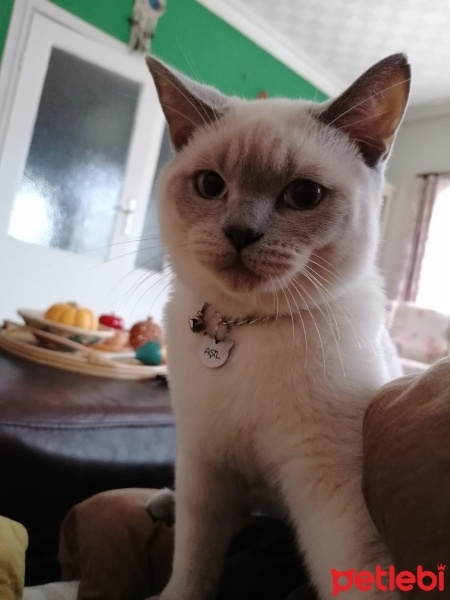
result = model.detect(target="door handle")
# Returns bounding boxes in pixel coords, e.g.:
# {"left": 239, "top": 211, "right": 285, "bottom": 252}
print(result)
{"left": 119, "top": 198, "right": 137, "bottom": 236}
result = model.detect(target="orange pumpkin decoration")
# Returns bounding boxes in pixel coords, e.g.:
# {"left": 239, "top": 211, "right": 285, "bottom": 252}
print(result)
{"left": 129, "top": 317, "right": 164, "bottom": 349}
{"left": 44, "top": 302, "right": 98, "bottom": 331}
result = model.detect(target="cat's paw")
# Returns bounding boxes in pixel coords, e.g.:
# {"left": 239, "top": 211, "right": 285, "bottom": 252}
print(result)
{"left": 147, "top": 488, "right": 175, "bottom": 527}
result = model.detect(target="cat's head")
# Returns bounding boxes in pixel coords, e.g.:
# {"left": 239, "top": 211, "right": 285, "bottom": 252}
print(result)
{"left": 147, "top": 54, "right": 410, "bottom": 315}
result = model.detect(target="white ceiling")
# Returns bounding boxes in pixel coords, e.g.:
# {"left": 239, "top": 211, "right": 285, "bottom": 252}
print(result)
{"left": 218, "top": 0, "right": 450, "bottom": 108}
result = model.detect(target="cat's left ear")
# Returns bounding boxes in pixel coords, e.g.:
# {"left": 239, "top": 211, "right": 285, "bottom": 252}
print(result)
{"left": 317, "top": 53, "right": 411, "bottom": 167}
{"left": 146, "top": 56, "right": 228, "bottom": 151}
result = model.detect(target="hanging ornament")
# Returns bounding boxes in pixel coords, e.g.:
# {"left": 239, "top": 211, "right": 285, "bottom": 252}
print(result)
{"left": 129, "top": 0, "right": 166, "bottom": 53}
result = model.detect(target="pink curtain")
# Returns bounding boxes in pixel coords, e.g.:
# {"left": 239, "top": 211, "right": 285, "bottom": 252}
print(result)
{"left": 397, "top": 174, "right": 440, "bottom": 301}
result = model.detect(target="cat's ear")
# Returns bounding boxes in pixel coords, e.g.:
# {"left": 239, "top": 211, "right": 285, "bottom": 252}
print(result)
{"left": 146, "top": 56, "right": 228, "bottom": 151}
{"left": 317, "top": 54, "right": 411, "bottom": 167}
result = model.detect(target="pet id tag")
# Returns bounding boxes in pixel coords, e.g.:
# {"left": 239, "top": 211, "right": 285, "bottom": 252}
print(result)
{"left": 199, "top": 333, "right": 235, "bottom": 368}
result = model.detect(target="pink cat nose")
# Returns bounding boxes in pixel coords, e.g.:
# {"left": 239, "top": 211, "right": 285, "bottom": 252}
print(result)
{"left": 223, "top": 226, "right": 264, "bottom": 252}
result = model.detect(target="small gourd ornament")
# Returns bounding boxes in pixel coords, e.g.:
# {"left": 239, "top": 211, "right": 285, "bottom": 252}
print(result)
{"left": 129, "top": 317, "right": 166, "bottom": 366}
{"left": 129, "top": 317, "right": 164, "bottom": 349}
{"left": 135, "top": 340, "right": 165, "bottom": 366}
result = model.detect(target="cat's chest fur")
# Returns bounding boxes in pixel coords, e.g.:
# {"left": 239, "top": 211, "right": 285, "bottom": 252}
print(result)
{"left": 165, "top": 280, "right": 392, "bottom": 477}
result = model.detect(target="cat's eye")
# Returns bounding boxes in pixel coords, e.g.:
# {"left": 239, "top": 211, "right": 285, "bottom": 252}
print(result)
{"left": 196, "top": 171, "right": 227, "bottom": 199}
{"left": 282, "top": 179, "right": 324, "bottom": 210}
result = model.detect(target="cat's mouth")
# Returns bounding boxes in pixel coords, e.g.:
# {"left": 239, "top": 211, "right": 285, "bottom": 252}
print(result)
{"left": 213, "top": 252, "right": 294, "bottom": 293}
{"left": 191, "top": 241, "right": 294, "bottom": 293}
{"left": 217, "top": 260, "right": 266, "bottom": 292}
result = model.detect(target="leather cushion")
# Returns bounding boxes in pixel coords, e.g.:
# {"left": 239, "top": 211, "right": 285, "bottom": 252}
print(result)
{"left": 363, "top": 357, "right": 450, "bottom": 584}
{"left": 0, "top": 350, "right": 176, "bottom": 584}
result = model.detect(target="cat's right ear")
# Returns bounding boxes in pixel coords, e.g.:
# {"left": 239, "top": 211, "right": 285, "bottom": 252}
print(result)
{"left": 146, "top": 57, "right": 227, "bottom": 151}
{"left": 317, "top": 53, "right": 410, "bottom": 168}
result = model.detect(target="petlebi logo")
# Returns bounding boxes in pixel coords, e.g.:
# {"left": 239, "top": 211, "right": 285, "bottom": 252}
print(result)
{"left": 331, "top": 564, "right": 446, "bottom": 596}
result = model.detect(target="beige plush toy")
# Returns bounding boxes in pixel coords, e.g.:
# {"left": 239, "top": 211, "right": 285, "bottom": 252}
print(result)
{"left": 0, "top": 515, "right": 28, "bottom": 600}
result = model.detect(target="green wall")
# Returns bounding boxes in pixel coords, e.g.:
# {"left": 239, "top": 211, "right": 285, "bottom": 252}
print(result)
{"left": 0, "top": 0, "right": 14, "bottom": 59}
{"left": 0, "top": 0, "right": 326, "bottom": 101}
{"left": 0, "top": 0, "right": 133, "bottom": 58}
{"left": 152, "top": 1, "right": 326, "bottom": 100}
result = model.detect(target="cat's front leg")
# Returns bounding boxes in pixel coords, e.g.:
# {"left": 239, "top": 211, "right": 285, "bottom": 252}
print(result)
{"left": 154, "top": 454, "right": 243, "bottom": 600}
{"left": 282, "top": 469, "right": 397, "bottom": 600}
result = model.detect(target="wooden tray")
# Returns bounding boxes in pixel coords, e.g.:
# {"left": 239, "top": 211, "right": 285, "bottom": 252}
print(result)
{"left": 0, "top": 327, "right": 167, "bottom": 380}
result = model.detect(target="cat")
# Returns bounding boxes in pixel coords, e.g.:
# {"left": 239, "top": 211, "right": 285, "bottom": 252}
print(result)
{"left": 145, "top": 53, "right": 410, "bottom": 600}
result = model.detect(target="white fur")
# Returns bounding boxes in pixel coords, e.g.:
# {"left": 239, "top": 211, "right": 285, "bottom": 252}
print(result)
{"left": 159, "top": 280, "right": 399, "bottom": 600}
{"left": 147, "top": 60, "right": 407, "bottom": 600}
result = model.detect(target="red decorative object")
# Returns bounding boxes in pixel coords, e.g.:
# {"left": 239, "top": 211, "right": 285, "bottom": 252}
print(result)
{"left": 99, "top": 314, "right": 125, "bottom": 330}
{"left": 129, "top": 317, "right": 164, "bottom": 350}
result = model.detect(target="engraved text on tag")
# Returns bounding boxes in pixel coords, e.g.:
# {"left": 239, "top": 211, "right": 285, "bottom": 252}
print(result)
{"left": 199, "top": 333, "right": 235, "bottom": 368}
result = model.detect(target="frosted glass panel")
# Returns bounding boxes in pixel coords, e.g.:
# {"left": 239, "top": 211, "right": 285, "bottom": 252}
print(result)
{"left": 135, "top": 126, "right": 173, "bottom": 272}
{"left": 8, "top": 47, "right": 140, "bottom": 259}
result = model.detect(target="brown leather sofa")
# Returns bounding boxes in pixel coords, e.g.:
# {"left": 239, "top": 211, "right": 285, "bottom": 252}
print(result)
{"left": 0, "top": 349, "right": 175, "bottom": 585}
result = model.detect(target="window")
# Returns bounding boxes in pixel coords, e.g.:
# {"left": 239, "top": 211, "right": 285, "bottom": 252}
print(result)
{"left": 415, "top": 175, "right": 450, "bottom": 313}
{"left": 8, "top": 47, "right": 141, "bottom": 259}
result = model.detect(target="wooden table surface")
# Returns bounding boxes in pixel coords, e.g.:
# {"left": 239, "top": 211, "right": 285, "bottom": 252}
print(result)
{"left": 0, "top": 348, "right": 173, "bottom": 426}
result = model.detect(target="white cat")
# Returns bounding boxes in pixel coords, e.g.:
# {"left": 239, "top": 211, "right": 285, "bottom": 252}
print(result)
{"left": 145, "top": 54, "right": 410, "bottom": 600}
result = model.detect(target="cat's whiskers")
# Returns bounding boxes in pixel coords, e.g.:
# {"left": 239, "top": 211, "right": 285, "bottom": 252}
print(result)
{"left": 289, "top": 277, "right": 326, "bottom": 379}
{"left": 88, "top": 233, "right": 163, "bottom": 252}
{"left": 47, "top": 234, "right": 164, "bottom": 268}
{"left": 116, "top": 247, "right": 174, "bottom": 314}
{"left": 304, "top": 262, "right": 377, "bottom": 354}
{"left": 88, "top": 244, "right": 165, "bottom": 272}
{"left": 269, "top": 275, "right": 280, "bottom": 321}
{"left": 308, "top": 254, "right": 364, "bottom": 307}
{"left": 308, "top": 253, "right": 347, "bottom": 286}
{"left": 306, "top": 259, "right": 361, "bottom": 324}
{"left": 301, "top": 267, "right": 340, "bottom": 338}
{"left": 291, "top": 277, "right": 328, "bottom": 351}
{"left": 148, "top": 272, "right": 175, "bottom": 314}
{"left": 306, "top": 257, "right": 374, "bottom": 349}
{"left": 127, "top": 270, "right": 174, "bottom": 318}
{"left": 284, "top": 281, "right": 308, "bottom": 373}
{"left": 292, "top": 270, "right": 342, "bottom": 336}
{"left": 102, "top": 251, "right": 169, "bottom": 308}
{"left": 295, "top": 271, "right": 346, "bottom": 378}
{"left": 275, "top": 275, "right": 295, "bottom": 348}
{"left": 117, "top": 268, "right": 172, "bottom": 315}
{"left": 116, "top": 269, "right": 156, "bottom": 314}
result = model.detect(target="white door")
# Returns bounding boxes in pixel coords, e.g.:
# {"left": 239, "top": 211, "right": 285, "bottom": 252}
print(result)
{"left": 0, "top": 9, "right": 169, "bottom": 326}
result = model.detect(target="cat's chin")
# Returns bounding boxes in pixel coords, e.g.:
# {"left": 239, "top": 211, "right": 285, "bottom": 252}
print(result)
{"left": 215, "top": 263, "right": 266, "bottom": 294}
{"left": 206, "top": 258, "right": 296, "bottom": 296}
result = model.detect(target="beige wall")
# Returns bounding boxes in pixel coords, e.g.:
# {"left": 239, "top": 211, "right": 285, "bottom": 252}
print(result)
{"left": 380, "top": 111, "right": 450, "bottom": 298}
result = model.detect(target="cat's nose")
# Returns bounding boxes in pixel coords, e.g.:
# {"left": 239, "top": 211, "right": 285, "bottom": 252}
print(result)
{"left": 223, "top": 225, "right": 264, "bottom": 252}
